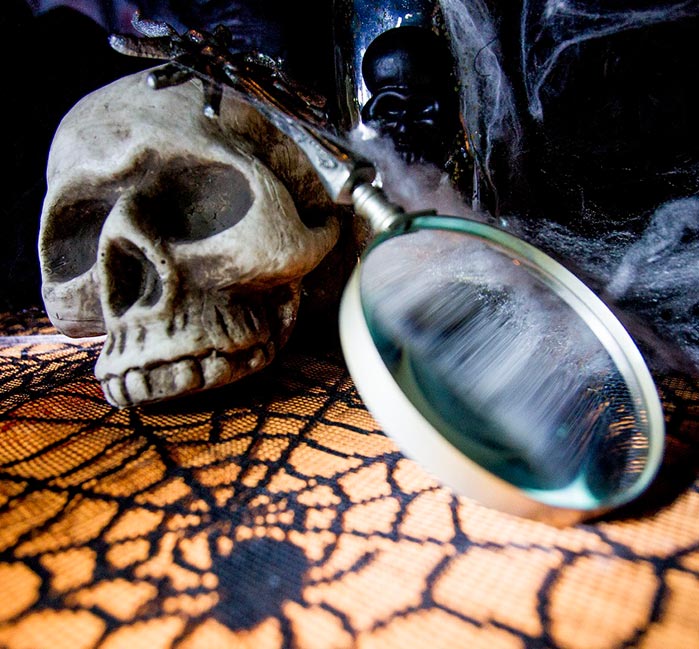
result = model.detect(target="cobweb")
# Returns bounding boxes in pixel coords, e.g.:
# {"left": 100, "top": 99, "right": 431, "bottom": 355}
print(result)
{"left": 439, "top": 0, "right": 524, "bottom": 198}
{"left": 435, "top": 0, "right": 699, "bottom": 375}
{"left": 506, "top": 197, "right": 699, "bottom": 373}
{"left": 520, "top": 0, "right": 699, "bottom": 120}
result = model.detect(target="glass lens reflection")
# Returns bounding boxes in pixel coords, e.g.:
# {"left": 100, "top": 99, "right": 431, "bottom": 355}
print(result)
{"left": 359, "top": 222, "right": 651, "bottom": 509}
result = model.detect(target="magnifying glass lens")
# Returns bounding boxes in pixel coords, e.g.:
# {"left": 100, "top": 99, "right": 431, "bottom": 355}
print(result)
{"left": 342, "top": 216, "right": 663, "bottom": 515}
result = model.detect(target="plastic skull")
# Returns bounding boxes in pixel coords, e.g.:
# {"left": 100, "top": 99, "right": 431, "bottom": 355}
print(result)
{"left": 361, "top": 26, "right": 460, "bottom": 167}
{"left": 39, "top": 69, "right": 340, "bottom": 407}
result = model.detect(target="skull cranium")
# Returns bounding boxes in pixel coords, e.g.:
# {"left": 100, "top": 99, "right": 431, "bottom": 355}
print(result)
{"left": 39, "top": 69, "right": 340, "bottom": 407}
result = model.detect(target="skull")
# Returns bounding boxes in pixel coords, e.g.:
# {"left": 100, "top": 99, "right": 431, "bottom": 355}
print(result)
{"left": 39, "top": 69, "right": 340, "bottom": 407}
{"left": 360, "top": 26, "right": 461, "bottom": 167}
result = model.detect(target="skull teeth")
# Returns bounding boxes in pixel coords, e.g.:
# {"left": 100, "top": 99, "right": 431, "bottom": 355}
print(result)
{"left": 101, "top": 344, "right": 270, "bottom": 407}
{"left": 96, "top": 291, "right": 299, "bottom": 407}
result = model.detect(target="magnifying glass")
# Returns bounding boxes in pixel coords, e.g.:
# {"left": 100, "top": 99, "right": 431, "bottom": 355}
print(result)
{"left": 122, "top": 41, "right": 665, "bottom": 524}
{"left": 251, "top": 106, "right": 664, "bottom": 523}
{"left": 276, "top": 118, "right": 664, "bottom": 523}
{"left": 340, "top": 184, "right": 664, "bottom": 524}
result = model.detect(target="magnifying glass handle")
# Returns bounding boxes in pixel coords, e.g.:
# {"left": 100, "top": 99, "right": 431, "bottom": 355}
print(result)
{"left": 351, "top": 183, "right": 408, "bottom": 233}
{"left": 220, "top": 72, "right": 409, "bottom": 231}
{"left": 226, "top": 77, "right": 410, "bottom": 233}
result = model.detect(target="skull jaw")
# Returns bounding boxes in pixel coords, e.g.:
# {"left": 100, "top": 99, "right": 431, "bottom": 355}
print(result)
{"left": 97, "top": 343, "right": 273, "bottom": 407}
{"left": 95, "top": 284, "right": 300, "bottom": 408}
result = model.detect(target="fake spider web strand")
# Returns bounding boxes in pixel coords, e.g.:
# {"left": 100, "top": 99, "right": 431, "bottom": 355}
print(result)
{"left": 521, "top": 0, "right": 699, "bottom": 120}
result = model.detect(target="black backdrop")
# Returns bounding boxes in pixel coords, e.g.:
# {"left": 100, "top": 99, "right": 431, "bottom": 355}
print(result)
{"left": 2, "top": 0, "right": 148, "bottom": 311}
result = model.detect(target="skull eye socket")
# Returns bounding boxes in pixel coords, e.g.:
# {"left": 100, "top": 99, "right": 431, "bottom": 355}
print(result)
{"left": 140, "top": 161, "right": 253, "bottom": 242}
{"left": 364, "top": 92, "right": 410, "bottom": 122}
{"left": 42, "top": 197, "right": 116, "bottom": 282}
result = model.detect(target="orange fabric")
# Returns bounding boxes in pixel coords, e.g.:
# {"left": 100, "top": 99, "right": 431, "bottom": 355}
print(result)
{"left": 1, "top": 310, "right": 699, "bottom": 649}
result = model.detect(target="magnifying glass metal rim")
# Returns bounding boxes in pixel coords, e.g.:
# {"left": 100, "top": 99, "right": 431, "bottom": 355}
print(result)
{"left": 339, "top": 213, "right": 665, "bottom": 525}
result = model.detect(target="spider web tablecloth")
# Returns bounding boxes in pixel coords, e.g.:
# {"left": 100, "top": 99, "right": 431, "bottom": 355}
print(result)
{"left": 1, "top": 312, "right": 699, "bottom": 649}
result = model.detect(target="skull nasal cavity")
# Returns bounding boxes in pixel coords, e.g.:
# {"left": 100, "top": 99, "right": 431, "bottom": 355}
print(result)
{"left": 142, "top": 161, "right": 253, "bottom": 242}
{"left": 104, "top": 239, "right": 163, "bottom": 316}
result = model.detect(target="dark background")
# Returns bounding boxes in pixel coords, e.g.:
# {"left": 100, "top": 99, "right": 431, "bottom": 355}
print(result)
{"left": 4, "top": 0, "right": 699, "bottom": 313}
{"left": 2, "top": 0, "right": 148, "bottom": 312}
